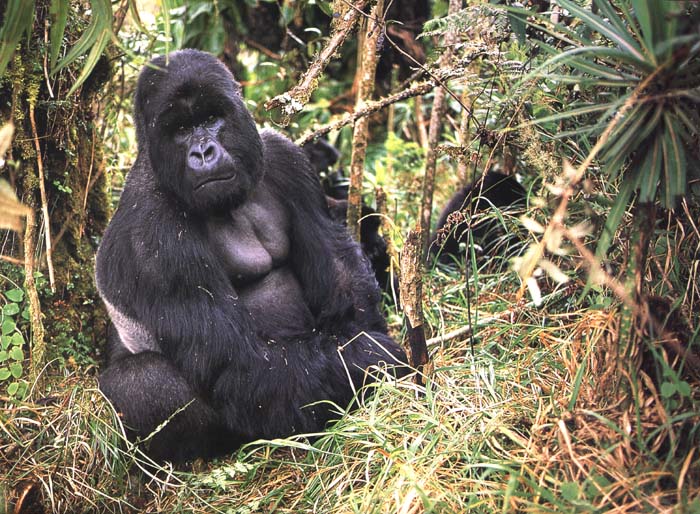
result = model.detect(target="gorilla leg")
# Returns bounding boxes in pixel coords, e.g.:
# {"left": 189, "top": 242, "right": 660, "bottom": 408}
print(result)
{"left": 99, "top": 352, "right": 237, "bottom": 462}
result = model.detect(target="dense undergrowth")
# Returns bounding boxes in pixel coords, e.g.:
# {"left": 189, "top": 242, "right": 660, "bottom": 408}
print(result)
{"left": 2, "top": 239, "right": 699, "bottom": 512}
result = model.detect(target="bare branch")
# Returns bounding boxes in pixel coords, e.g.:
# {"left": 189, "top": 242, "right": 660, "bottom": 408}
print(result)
{"left": 265, "top": 0, "right": 370, "bottom": 115}
{"left": 295, "top": 78, "right": 444, "bottom": 146}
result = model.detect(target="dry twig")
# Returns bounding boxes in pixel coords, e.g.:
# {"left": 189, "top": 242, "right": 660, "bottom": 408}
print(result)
{"left": 265, "top": 0, "right": 370, "bottom": 115}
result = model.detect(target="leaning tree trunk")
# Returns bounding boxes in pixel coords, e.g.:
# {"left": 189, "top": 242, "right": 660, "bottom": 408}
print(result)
{"left": 0, "top": 0, "right": 112, "bottom": 381}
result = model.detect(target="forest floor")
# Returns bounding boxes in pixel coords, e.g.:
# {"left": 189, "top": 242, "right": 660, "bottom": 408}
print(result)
{"left": 2, "top": 264, "right": 699, "bottom": 513}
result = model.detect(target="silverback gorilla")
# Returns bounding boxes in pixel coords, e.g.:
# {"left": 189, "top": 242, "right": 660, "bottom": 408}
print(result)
{"left": 96, "top": 50, "right": 408, "bottom": 462}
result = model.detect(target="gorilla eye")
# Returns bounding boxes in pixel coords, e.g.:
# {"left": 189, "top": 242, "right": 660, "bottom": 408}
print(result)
{"left": 174, "top": 124, "right": 191, "bottom": 139}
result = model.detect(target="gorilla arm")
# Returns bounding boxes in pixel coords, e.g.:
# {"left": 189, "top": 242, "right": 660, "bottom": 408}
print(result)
{"left": 259, "top": 130, "right": 387, "bottom": 331}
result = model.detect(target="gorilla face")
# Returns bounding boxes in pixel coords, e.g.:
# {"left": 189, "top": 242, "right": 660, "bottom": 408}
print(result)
{"left": 134, "top": 50, "right": 264, "bottom": 214}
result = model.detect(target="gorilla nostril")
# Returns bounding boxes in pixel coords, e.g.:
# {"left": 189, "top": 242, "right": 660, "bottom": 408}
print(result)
{"left": 189, "top": 141, "right": 220, "bottom": 170}
{"left": 202, "top": 142, "right": 219, "bottom": 162}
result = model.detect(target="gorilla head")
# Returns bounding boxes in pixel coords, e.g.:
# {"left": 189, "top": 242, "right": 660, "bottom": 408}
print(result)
{"left": 134, "top": 50, "right": 263, "bottom": 214}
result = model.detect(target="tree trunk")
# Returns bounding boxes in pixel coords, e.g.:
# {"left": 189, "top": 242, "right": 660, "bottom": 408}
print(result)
{"left": 0, "top": 1, "right": 111, "bottom": 378}
{"left": 347, "top": 0, "right": 384, "bottom": 241}
{"left": 419, "top": 0, "right": 462, "bottom": 256}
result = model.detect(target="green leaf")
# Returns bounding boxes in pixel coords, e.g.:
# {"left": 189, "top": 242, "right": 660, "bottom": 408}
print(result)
{"left": 661, "top": 113, "right": 687, "bottom": 207}
{"left": 526, "top": 102, "right": 615, "bottom": 129}
{"left": 2, "top": 303, "right": 19, "bottom": 316}
{"left": 316, "top": 0, "right": 334, "bottom": 17}
{"left": 600, "top": 103, "right": 651, "bottom": 165}
{"left": 0, "top": 368, "right": 10, "bottom": 380}
{"left": 558, "top": 0, "right": 646, "bottom": 64}
{"left": 53, "top": 0, "right": 113, "bottom": 96}
{"left": 1, "top": 335, "right": 10, "bottom": 350}
{"left": 9, "top": 361, "right": 21, "bottom": 378}
{"left": 0, "top": 350, "right": 7, "bottom": 362}
{"left": 561, "top": 481, "right": 580, "bottom": 502}
{"left": 664, "top": 113, "right": 688, "bottom": 203}
{"left": 678, "top": 381, "right": 691, "bottom": 397}
{"left": 638, "top": 133, "right": 662, "bottom": 203}
{"left": 595, "top": 177, "right": 635, "bottom": 261}
{"left": 7, "top": 381, "right": 18, "bottom": 396}
{"left": 0, "top": 0, "right": 36, "bottom": 77}
{"left": 4, "top": 288, "right": 24, "bottom": 302}
{"left": 660, "top": 381, "right": 676, "bottom": 398}
{"left": 49, "top": 0, "right": 70, "bottom": 69}
{"left": 9, "top": 346, "right": 22, "bottom": 361}
{"left": 630, "top": 0, "right": 655, "bottom": 60}
{"left": 1, "top": 319, "right": 16, "bottom": 335}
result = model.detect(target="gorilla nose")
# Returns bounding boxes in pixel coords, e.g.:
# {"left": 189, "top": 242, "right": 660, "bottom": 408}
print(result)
{"left": 188, "top": 141, "right": 221, "bottom": 171}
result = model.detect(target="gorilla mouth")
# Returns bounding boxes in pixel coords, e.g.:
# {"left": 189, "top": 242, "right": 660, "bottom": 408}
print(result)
{"left": 194, "top": 174, "right": 236, "bottom": 190}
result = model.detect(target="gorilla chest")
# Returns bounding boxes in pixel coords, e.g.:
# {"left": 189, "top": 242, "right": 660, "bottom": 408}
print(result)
{"left": 207, "top": 190, "right": 313, "bottom": 334}
{"left": 207, "top": 189, "right": 290, "bottom": 283}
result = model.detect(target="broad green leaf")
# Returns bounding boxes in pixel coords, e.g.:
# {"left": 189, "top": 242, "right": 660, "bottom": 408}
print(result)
{"left": 9, "top": 361, "right": 21, "bottom": 378}
{"left": 7, "top": 381, "right": 18, "bottom": 396}
{"left": 2, "top": 303, "right": 19, "bottom": 316}
{"left": 4, "top": 288, "right": 23, "bottom": 302}
{"left": 660, "top": 381, "right": 676, "bottom": 398}
{"left": 0, "top": 350, "right": 7, "bottom": 362}
{"left": 65, "top": 28, "right": 111, "bottom": 96}
{"left": 1, "top": 319, "right": 15, "bottom": 335}
{"left": 0, "top": 368, "right": 10, "bottom": 380}
{"left": 9, "top": 346, "right": 22, "bottom": 361}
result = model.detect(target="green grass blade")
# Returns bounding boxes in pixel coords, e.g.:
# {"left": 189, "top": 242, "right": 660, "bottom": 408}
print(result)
{"left": 0, "top": 0, "right": 35, "bottom": 77}
{"left": 49, "top": 0, "right": 69, "bottom": 69}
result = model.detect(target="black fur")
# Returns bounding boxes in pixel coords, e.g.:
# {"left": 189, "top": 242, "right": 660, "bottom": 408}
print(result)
{"left": 96, "top": 50, "right": 407, "bottom": 463}
{"left": 302, "top": 140, "right": 391, "bottom": 292}
{"left": 430, "top": 172, "right": 527, "bottom": 264}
